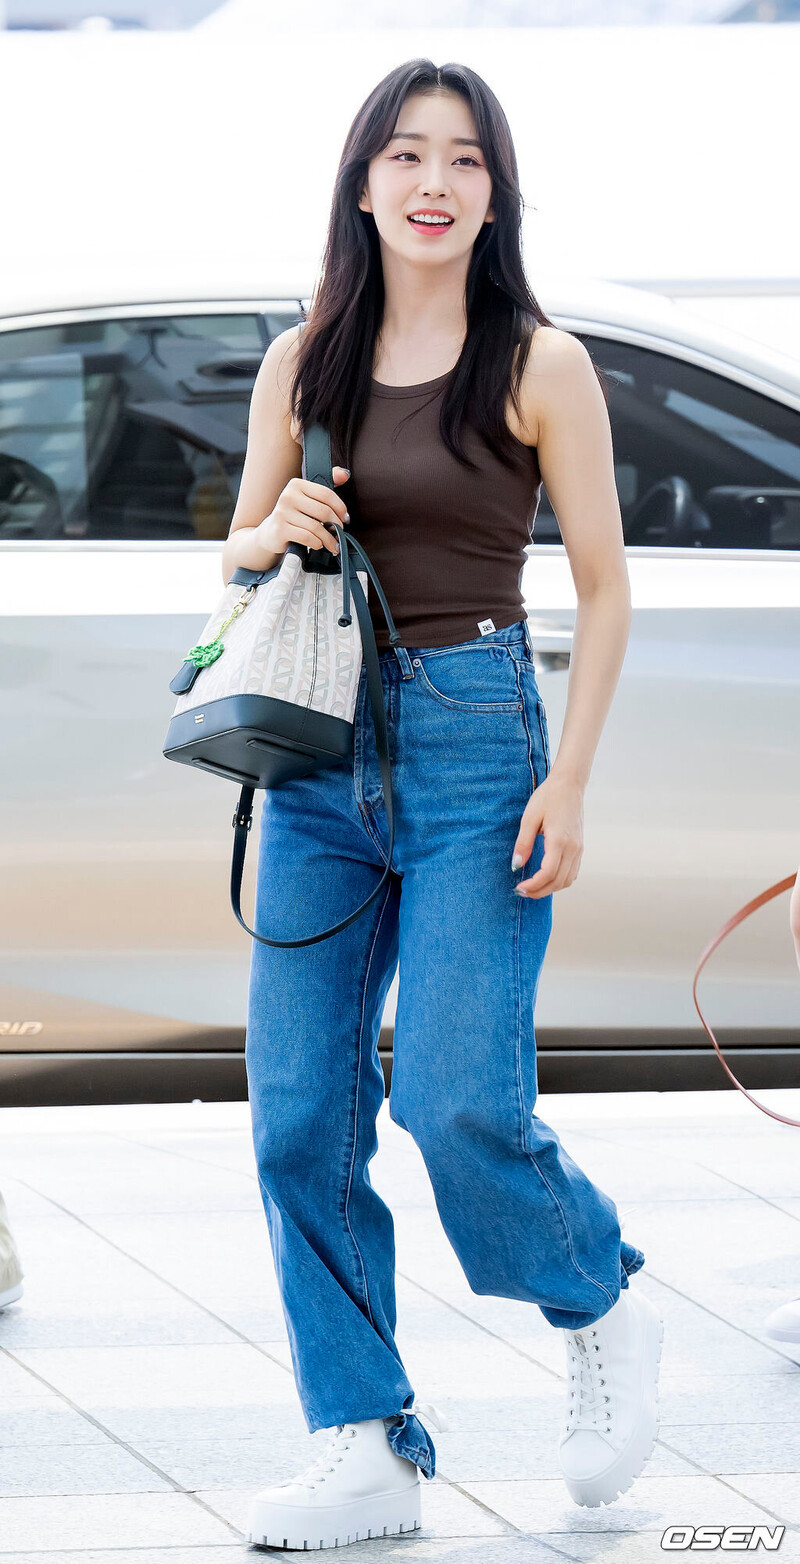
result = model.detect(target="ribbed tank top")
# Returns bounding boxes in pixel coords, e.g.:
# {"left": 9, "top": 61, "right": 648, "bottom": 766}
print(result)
{"left": 330, "top": 370, "right": 542, "bottom": 650}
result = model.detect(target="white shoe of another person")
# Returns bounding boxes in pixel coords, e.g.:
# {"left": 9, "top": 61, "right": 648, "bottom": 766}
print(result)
{"left": 246, "top": 1405, "right": 447, "bottom": 1551}
{"left": 764, "top": 1296, "right": 800, "bottom": 1344}
{"left": 0, "top": 1189, "right": 24, "bottom": 1311}
{"left": 558, "top": 1284, "right": 664, "bottom": 1507}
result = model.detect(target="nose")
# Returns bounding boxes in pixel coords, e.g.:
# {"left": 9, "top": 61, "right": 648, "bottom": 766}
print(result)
{"left": 418, "top": 169, "right": 450, "bottom": 200}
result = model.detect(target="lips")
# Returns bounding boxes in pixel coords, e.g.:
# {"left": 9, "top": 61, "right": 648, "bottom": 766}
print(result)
{"left": 406, "top": 214, "right": 455, "bottom": 235}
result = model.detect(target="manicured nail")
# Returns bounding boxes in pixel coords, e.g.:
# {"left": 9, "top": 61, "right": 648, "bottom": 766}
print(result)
{"left": 511, "top": 853, "right": 524, "bottom": 870}
{"left": 515, "top": 886, "right": 528, "bottom": 897}
{"left": 344, "top": 511, "right": 350, "bottom": 521}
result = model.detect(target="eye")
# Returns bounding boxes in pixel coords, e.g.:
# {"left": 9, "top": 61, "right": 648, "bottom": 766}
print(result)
{"left": 392, "top": 152, "right": 481, "bottom": 167}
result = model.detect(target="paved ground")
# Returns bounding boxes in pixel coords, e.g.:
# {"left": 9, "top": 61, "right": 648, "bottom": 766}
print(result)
{"left": 0, "top": 1086, "right": 798, "bottom": 1564}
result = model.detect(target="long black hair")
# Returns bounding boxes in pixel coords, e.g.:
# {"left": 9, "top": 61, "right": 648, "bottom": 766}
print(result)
{"left": 292, "top": 58, "right": 594, "bottom": 475}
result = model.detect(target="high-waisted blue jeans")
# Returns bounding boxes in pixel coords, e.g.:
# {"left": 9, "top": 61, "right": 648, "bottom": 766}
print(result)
{"left": 245, "top": 618, "right": 645, "bottom": 1481}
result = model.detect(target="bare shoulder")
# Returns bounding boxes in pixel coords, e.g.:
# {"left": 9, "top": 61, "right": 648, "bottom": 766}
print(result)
{"left": 517, "top": 326, "right": 599, "bottom": 443}
{"left": 252, "top": 323, "right": 304, "bottom": 447}
{"left": 525, "top": 324, "right": 597, "bottom": 391}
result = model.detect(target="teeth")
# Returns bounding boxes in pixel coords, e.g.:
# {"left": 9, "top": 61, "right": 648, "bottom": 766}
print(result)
{"left": 408, "top": 214, "right": 453, "bottom": 225}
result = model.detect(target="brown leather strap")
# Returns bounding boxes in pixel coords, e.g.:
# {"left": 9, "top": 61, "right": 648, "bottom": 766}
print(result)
{"left": 692, "top": 872, "right": 799, "bottom": 1126}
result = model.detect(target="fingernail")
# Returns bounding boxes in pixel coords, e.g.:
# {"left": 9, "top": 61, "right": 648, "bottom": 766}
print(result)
{"left": 511, "top": 853, "right": 524, "bottom": 870}
{"left": 344, "top": 511, "right": 350, "bottom": 521}
{"left": 343, "top": 468, "right": 351, "bottom": 477}
{"left": 515, "top": 886, "right": 528, "bottom": 897}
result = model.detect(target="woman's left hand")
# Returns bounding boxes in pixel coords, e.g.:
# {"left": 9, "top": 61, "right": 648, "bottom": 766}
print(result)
{"left": 511, "top": 771, "right": 585, "bottom": 897}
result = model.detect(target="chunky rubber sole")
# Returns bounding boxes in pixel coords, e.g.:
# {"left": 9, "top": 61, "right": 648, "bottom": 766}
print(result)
{"left": 245, "top": 1482, "right": 422, "bottom": 1551}
{"left": 0, "top": 1280, "right": 23, "bottom": 1311}
{"left": 561, "top": 1303, "right": 665, "bottom": 1508}
{"left": 764, "top": 1323, "right": 800, "bottom": 1343}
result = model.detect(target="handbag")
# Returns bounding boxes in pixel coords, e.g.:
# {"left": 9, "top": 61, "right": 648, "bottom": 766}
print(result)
{"left": 162, "top": 420, "right": 405, "bottom": 947}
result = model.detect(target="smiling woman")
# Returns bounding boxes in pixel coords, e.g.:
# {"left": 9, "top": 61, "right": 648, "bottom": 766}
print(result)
{"left": 237, "top": 57, "right": 658, "bottom": 1554}
{"left": 289, "top": 62, "right": 570, "bottom": 462}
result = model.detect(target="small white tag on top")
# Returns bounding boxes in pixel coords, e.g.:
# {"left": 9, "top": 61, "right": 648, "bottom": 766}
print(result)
{"left": 477, "top": 618, "right": 496, "bottom": 636}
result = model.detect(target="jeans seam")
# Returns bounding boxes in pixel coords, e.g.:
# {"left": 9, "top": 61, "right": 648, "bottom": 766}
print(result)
{"left": 515, "top": 663, "right": 539, "bottom": 793}
{"left": 536, "top": 698, "right": 551, "bottom": 776}
{"left": 358, "top": 799, "right": 391, "bottom": 868}
{"left": 511, "top": 881, "right": 615, "bottom": 1315}
{"left": 526, "top": 1144, "right": 617, "bottom": 1315}
{"left": 509, "top": 875, "right": 615, "bottom": 1313}
{"left": 342, "top": 877, "right": 396, "bottom": 1331}
{"left": 513, "top": 889, "right": 528, "bottom": 1155}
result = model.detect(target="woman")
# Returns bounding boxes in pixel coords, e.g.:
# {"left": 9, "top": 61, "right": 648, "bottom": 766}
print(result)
{"left": 221, "top": 59, "right": 663, "bottom": 1552}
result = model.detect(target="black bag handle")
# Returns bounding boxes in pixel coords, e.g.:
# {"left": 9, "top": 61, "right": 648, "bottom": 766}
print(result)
{"left": 229, "top": 418, "right": 405, "bottom": 947}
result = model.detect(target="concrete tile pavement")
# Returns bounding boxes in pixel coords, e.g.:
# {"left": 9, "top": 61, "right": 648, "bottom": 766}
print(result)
{"left": 0, "top": 1088, "right": 798, "bottom": 1563}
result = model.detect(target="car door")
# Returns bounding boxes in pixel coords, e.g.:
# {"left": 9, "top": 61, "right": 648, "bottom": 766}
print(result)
{"left": 521, "top": 330, "right": 800, "bottom": 1087}
{"left": 0, "top": 300, "right": 301, "bottom": 1104}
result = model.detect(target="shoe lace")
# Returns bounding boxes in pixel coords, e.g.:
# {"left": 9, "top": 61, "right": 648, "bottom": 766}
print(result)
{"left": 278, "top": 1423, "right": 358, "bottom": 1493}
{"left": 280, "top": 1399, "right": 450, "bottom": 1494}
{"left": 563, "top": 1326, "right": 612, "bottom": 1435}
{"left": 405, "top": 1398, "right": 450, "bottom": 1434}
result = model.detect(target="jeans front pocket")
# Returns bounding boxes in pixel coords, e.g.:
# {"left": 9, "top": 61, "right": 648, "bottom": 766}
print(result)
{"left": 411, "top": 646, "right": 524, "bottom": 714}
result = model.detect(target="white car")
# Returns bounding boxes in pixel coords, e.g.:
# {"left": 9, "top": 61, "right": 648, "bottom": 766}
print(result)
{"left": 1, "top": 272, "right": 798, "bottom": 1104}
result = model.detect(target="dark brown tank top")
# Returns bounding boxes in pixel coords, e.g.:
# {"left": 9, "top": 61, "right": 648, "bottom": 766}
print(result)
{"left": 330, "top": 370, "right": 542, "bottom": 650}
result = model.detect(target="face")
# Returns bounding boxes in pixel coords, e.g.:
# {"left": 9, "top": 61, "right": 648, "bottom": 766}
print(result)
{"left": 358, "top": 89, "right": 494, "bottom": 263}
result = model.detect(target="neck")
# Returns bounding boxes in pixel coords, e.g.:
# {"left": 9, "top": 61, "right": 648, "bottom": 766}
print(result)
{"left": 378, "top": 249, "right": 468, "bottom": 352}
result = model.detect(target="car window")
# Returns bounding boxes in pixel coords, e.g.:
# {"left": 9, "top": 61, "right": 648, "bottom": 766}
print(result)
{"left": 531, "top": 334, "right": 800, "bottom": 550}
{"left": 0, "top": 310, "right": 299, "bottom": 542}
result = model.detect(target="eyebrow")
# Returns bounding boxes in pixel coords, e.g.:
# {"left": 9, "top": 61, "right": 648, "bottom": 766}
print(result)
{"left": 387, "top": 132, "right": 483, "bottom": 149}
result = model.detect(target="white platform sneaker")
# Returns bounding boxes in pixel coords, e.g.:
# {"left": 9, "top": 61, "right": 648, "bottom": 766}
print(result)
{"left": 558, "top": 1283, "right": 664, "bottom": 1507}
{"left": 764, "top": 1296, "right": 800, "bottom": 1344}
{"left": 246, "top": 1401, "right": 448, "bottom": 1551}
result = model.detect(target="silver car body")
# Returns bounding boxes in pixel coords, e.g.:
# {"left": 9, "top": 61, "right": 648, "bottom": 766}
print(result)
{"left": 1, "top": 272, "right": 798, "bottom": 1102}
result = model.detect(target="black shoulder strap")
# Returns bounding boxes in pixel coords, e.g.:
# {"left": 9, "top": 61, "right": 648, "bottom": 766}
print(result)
{"left": 302, "top": 420, "right": 333, "bottom": 488}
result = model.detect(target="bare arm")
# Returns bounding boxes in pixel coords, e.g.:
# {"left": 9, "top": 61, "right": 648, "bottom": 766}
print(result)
{"left": 220, "top": 325, "right": 350, "bottom": 587}
{"left": 220, "top": 326, "right": 303, "bottom": 585}
{"left": 512, "top": 326, "right": 631, "bottom": 896}
{"left": 530, "top": 327, "right": 631, "bottom": 786}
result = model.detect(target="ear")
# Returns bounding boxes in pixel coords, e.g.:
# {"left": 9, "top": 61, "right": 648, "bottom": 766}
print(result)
{"left": 358, "top": 187, "right": 372, "bottom": 214}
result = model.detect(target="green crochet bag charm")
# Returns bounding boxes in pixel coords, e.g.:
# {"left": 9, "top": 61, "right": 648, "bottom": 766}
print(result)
{"left": 188, "top": 583, "right": 256, "bottom": 665}
{"left": 186, "top": 636, "right": 225, "bottom": 668}
{"left": 169, "top": 585, "right": 256, "bottom": 694}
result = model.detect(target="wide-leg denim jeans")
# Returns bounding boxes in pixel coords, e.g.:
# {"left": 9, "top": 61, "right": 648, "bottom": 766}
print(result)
{"left": 245, "top": 619, "right": 645, "bottom": 1481}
